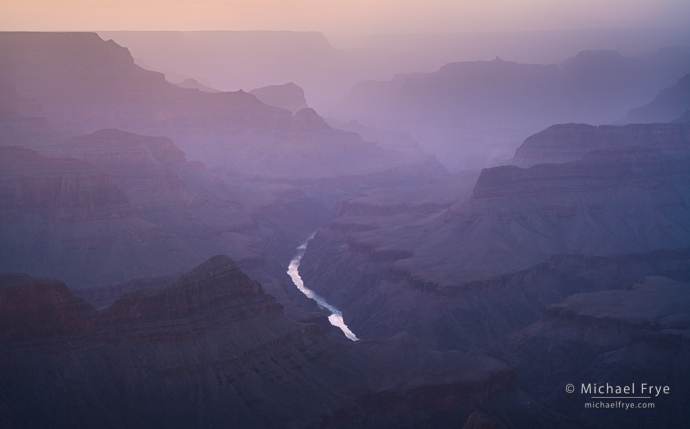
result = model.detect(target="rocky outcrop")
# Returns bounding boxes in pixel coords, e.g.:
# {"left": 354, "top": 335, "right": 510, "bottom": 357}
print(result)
{"left": 0, "top": 273, "right": 98, "bottom": 341}
{"left": 0, "top": 257, "right": 528, "bottom": 429}
{"left": 510, "top": 122, "right": 690, "bottom": 167}
{"left": 101, "top": 256, "right": 283, "bottom": 326}
{"left": 620, "top": 74, "right": 690, "bottom": 124}
{"left": 250, "top": 82, "right": 308, "bottom": 113}
{"left": 490, "top": 276, "right": 690, "bottom": 429}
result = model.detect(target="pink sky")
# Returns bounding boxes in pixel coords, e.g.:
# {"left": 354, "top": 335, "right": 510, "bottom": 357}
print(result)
{"left": 3, "top": 0, "right": 689, "bottom": 37}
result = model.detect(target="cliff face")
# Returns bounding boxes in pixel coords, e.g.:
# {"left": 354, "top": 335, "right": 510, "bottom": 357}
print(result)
{"left": 0, "top": 146, "right": 128, "bottom": 217}
{"left": 510, "top": 122, "right": 690, "bottom": 167}
{"left": 0, "top": 146, "right": 193, "bottom": 287}
{"left": 0, "top": 273, "right": 98, "bottom": 341}
{"left": 45, "top": 129, "right": 193, "bottom": 212}
{"left": 490, "top": 276, "right": 690, "bottom": 429}
{"left": 0, "top": 257, "right": 523, "bottom": 429}
{"left": 322, "top": 148, "right": 690, "bottom": 290}
{"left": 620, "top": 73, "right": 690, "bottom": 124}
{"left": 299, "top": 138, "right": 690, "bottom": 350}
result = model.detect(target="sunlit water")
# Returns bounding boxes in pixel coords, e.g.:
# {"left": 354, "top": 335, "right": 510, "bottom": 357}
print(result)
{"left": 287, "top": 234, "right": 359, "bottom": 341}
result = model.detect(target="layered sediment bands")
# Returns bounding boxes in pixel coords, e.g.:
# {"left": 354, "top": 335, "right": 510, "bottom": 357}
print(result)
{"left": 45, "top": 129, "right": 193, "bottom": 212}
{"left": 303, "top": 228, "right": 690, "bottom": 351}
{"left": 299, "top": 146, "right": 690, "bottom": 350}
{"left": 74, "top": 275, "right": 177, "bottom": 310}
{"left": 490, "top": 277, "right": 690, "bottom": 429}
{"left": 305, "top": 148, "right": 690, "bottom": 299}
{"left": 0, "top": 146, "right": 129, "bottom": 217}
{"left": 0, "top": 146, "right": 193, "bottom": 287}
{"left": 0, "top": 258, "right": 526, "bottom": 429}
{"left": 102, "top": 256, "right": 283, "bottom": 326}
{"left": 0, "top": 273, "right": 98, "bottom": 341}
{"left": 510, "top": 122, "right": 690, "bottom": 167}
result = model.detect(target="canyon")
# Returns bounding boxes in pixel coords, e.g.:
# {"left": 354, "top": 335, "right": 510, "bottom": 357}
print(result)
{"left": 1, "top": 30, "right": 689, "bottom": 428}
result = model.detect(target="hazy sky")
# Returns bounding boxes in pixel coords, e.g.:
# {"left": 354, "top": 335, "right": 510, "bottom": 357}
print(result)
{"left": 3, "top": 0, "right": 690, "bottom": 37}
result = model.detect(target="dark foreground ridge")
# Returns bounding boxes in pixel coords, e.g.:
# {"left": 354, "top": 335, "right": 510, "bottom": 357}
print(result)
{"left": 0, "top": 256, "right": 562, "bottom": 429}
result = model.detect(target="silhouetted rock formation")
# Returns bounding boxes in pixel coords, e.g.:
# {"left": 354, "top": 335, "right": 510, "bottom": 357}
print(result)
{"left": 74, "top": 275, "right": 177, "bottom": 310}
{"left": 175, "top": 78, "right": 221, "bottom": 93}
{"left": 250, "top": 82, "right": 308, "bottom": 113}
{"left": 620, "top": 74, "right": 690, "bottom": 124}
{"left": 0, "top": 273, "right": 98, "bottom": 341}
{"left": 328, "top": 48, "right": 690, "bottom": 170}
{"left": 0, "top": 32, "right": 437, "bottom": 180}
{"left": 0, "top": 257, "right": 526, "bottom": 429}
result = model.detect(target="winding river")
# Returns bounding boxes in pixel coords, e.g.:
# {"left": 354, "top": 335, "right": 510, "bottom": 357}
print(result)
{"left": 287, "top": 234, "right": 359, "bottom": 341}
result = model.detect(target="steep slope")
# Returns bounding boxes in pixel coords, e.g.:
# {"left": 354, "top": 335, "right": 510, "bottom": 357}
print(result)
{"left": 620, "top": 74, "right": 690, "bottom": 124}
{"left": 320, "top": 149, "right": 690, "bottom": 289}
{"left": 490, "top": 276, "right": 690, "bottom": 429}
{"left": 509, "top": 122, "right": 690, "bottom": 167}
{"left": 0, "top": 257, "right": 525, "bottom": 429}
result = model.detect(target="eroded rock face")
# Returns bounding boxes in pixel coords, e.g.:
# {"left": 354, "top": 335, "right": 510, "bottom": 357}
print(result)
{"left": 0, "top": 273, "right": 98, "bottom": 341}
{"left": 308, "top": 148, "right": 690, "bottom": 293}
{"left": 299, "top": 144, "right": 690, "bottom": 351}
{"left": 44, "top": 129, "right": 193, "bottom": 212}
{"left": 0, "top": 257, "right": 524, "bottom": 429}
{"left": 490, "top": 277, "right": 690, "bottom": 429}
{"left": 101, "top": 255, "right": 283, "bottom": 326}
{"left": 510, "top": 122, "right": 690, "bottom": 167}
{"left": 0, "top": 146, "right": 193, "bottom": 287}
{"left": 0, "top": 146, "right": 128, "bottom": 216}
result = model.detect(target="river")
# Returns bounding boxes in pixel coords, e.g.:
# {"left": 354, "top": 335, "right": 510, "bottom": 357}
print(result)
{"left": 287, "top": 234, "right": 359, "bottom": 341}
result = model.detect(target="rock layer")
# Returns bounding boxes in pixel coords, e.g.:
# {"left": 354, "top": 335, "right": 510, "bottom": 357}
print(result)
{"left": 0, "top": 257, "right": 523, "bottom": 429}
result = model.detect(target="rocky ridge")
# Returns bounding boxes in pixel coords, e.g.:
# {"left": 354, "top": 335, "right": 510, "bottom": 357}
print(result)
{"left": 0, "top": 257, "right": 528, "bottom": 429}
